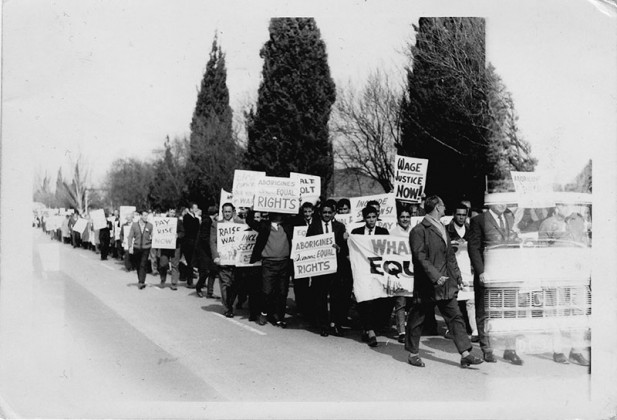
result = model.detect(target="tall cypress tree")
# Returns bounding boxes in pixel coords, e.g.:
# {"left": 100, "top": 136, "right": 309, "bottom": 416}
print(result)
{"left": 186, "top": 34, "right": 236, "bottom": 208}
{"left": 245, "top": 18, "right": 336, "bottom": 195}
{"left": 399, "top": 17, "right": 535, "bottom": 207}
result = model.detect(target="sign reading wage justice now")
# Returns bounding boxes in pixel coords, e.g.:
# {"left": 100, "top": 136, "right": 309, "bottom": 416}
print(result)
{"left": 232, "top": 169, "right": 266, "bottom": 209}
{"left": 217, "top": 223, "right": 245, "bottom": 265}
{"left": 253, "top": 176, "right": 300, "bottom": 214}
{"left": 234, "top": 229, "right": 261, "bottom": 267}
{"left": 348, "top": 234, "right": 414, "bottom": 303}
{"left": 291, "top": 233, "right": 338, "bottom": 279}
{"left": 394, "top": 155, "right": 428, "bottom": 203}
{"left": 151, "top": 217, "right": 177, "bottom": 249}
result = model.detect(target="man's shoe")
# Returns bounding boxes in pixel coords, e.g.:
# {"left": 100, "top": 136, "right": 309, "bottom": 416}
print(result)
{"left": 483, "top": 352, "right": 497, "bottom": 363}
{"left": 196, "top": 291, "right": 204, "bottom": 298}
{"left": 258, "top": 314, "right": 268, "bottom": 326}
{"left": 320, "top": 328, "right": 329, "bottom": 337}
{"left": 224, "top": 310, "right": 234, "bottom": 318}
{"left": 461, "top": 354, "right": 484, "bottom": 368}
{"left": 331, "top": 325, "right": 344, "bottom": 337}
{"left": 553, "top": 352, "right": 568, "bottom": 363}
{"left": 367, "top": 335, "right": 378, "bottom": 347}
{"left": 408, "top": 354, "right": 425, "bottom": 367}
{"left": 206, "top": 293, "right": 214, "bottom": 298}
{"left": 444, "top": 329, "right": 453, "bottom": 340}
{"left": 569, "top": 351, "right": 590, "bottom": 366}
{"left": 470, "top": 335, "right": 480, "bottom": 343}
{"left": 170, "top": 285, "right": 177, "bottom": 290}
{"left": 276, "top": 320, "right": 287, "bottom": 329}
{"left": 186, "top": 284, "right": 196, "bottom": 289}
{"left": 397, "top": 333, "right": 406, "bottom": 344}
{"left": 138, "top": 284, "right": 146, "bottom": 290}
{"left": 156, "top": 283, "right": 165, "bottom": 289}
{"left": 503, "top": 350, "right": 523, "bottom": 365}
{"left": 248, "top": 315, "right": 257, "bottom": 322}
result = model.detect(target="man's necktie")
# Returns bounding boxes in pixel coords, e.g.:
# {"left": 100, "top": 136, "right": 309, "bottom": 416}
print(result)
{"left": 499, "top": 215, "right": 505, "bottom": 233}
{"left": 325, "top": 222, "right": 329, "bottom": 233}
{"left": 368, "top": 228, "right": 373, "bottom": 235}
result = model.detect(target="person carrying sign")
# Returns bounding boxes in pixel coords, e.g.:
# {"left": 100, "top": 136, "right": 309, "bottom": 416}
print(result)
{"left": 246, "top": 210, "right": 294, "bottom": 328}
{"left": 406, "top": 196, "right": 483, "bottom": 368}
{"left": 350, "top": 206, "right": 389, "bottom": 347}
{"left": 210, "top": 203, "right": 244, "bottom": 317}
{"left": 306, "top": 200, "right": 349, "bottom": 337}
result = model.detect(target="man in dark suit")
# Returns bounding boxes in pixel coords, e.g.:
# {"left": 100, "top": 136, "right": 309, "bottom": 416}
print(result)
{"left": 406, "top": 196, "right": 483, "bottom": 368}
{"left": 306, "top": 200, "right": 349, "bottom": 337}
{"left": 182, "top": 203, "right": 201, "bottom": 288}
{"left": 350, "top": 206, "right": 389, "bottom": 347}
{"left": 468, "top": 202, "right": 523, "bottom": 365}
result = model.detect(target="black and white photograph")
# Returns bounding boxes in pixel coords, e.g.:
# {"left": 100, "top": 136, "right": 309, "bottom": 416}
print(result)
{"left": 1, "top": 0, "right": 616, "bottom": 418}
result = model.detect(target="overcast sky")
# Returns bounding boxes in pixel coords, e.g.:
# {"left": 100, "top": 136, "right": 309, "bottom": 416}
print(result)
{"left": 3, "top": 0, "right": 616, "bottom": 189}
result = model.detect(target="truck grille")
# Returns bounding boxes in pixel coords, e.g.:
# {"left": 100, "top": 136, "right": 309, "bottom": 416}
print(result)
{"left": 485, "top": 286, "right": 591, "bottom": 319}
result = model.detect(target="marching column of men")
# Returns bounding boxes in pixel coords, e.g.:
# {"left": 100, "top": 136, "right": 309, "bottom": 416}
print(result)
{"left": 38, "top": 192, "right": 589, "bottom": 369}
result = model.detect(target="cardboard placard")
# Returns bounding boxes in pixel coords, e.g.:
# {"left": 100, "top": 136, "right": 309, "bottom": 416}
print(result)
{"left": 394, "top": 155, "right": 428, "bottom": 203}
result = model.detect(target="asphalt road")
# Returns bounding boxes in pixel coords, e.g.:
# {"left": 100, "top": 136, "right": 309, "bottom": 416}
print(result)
{"left": 0, "top": 230, "right": 593, "bottom": 418}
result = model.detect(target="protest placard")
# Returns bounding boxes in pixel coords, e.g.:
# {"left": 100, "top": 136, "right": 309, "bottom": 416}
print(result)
{"left": 151, "top": 217, "right": 177, "bottom": 249}
{"left": 120, "top": 206, "right": 136, "bottom": 224}
{"left": 349, "top": 193, "right": 397, "bottom": 222}
{"left": 348, "top": 234, "right": 414, "bottom": 302}
{"left": 293, "top": 225, "right": 308, "bottom": 240}
{"left": 72, "top": 218, "right": 88, "bottom": 235}
{"left": 510, "top": 171, "right": 554, "bottom": 207}
{"left": 122, "top": 225, "right": 132, "bottom": 250}
{"left": 291, "top": 233, "right": 337, "bottom": 279}
{"left": 216, "top": 223, "right": 245, "bottom": 265}
{"left": 253, "top": 176, "right": 300, "bottom": 214}
{"left": 394, "top": 155, "right": 428, "bottom": 203}
{"left": 334, "top": 213, "right": 354, "bottom": 227}
{"left": 289, "top": 172, "right": 320, "bottom": 205}
{"left": 232, "top": 169, "right": 266, "bottom": 209}
{"left": 219, "top": 189, "right": 234, "bottom": 220}
{"left": 90, "top": 209, "right": 107, "bottom": 230}
{"left": 235, "top": 229, "right": 261, "bottom": 267}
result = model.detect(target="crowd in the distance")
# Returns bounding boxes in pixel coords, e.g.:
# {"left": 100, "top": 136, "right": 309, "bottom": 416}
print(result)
{"left": 35, "top": 193, "right": 590, "bottom": 369}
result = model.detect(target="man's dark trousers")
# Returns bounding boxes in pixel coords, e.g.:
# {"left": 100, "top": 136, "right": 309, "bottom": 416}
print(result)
{"left": 262, "top": 258, "right": 290, "bottom": 321}
{"left": 405, "top": 297, "right": 471, "bottom": 354}
{"left": 132, "top": 247, "right": 151, "bottom": 285}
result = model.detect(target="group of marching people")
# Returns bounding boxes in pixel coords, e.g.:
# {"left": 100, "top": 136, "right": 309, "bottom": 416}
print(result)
{"left": 37, "top": 192, "right": 590, "bottom": 369}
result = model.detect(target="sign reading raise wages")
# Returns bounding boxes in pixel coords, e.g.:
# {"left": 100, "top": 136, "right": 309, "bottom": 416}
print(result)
{"left": 253, "top": 176, "right": 300, "bottom": 214}
{"left": 152, "top": 217, "right": 177, "bottom": 249}
{"left": 394, "top": 155, "right": 428, "bottom": 203}
{"left": 217, "top": 223, "right": 245, "bottom": 265}
{"left": 348, "top": 234, "right": 414, "bottom": 302}
{"left": 291, "top": 233, "right": 337, "bottom": 279}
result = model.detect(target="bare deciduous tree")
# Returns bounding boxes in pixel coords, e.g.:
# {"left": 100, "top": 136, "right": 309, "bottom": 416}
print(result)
{"left": 331, "top": 69, "right": 403, "bottom": 193}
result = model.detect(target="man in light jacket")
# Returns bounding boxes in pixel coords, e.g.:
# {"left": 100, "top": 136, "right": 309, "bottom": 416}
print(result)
{"left": 127, "top": 210, "right": 154, "bottom": 290}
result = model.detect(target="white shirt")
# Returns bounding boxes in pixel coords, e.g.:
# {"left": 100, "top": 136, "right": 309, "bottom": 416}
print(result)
{"left": 488, "top": 209, "right": 505, "bottom": 227}
{"left": 391, "top": 224, "right": 411, "bottom": 238}
{"left": 322, "top": 220, "right": 331, "bottom": 233}
{"left": 454, "top": 223, "right": 466, "bottom": 238}
{"left": 364, "top": 226, "right": 375, "bottom": 235}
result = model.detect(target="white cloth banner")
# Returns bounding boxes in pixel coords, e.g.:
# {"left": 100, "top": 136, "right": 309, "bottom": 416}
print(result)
{"left": 151, "top": 217, "right": 177, "bottom": 249}
{"left": 90, "top": 209, "right": 107, "bottom": 230}
{"left": 291, "top": 233, "right": 337, "bottom": 279}
{"left": 253, "top": 176, "right": 300, "bottom": 214}
{"left": 235, "top": 229, "right": 261, "bottom": 267}
{"left": 232, "top": 169, "right": 266, "bottom": 209}
{"left": 72, "top": 218, "right": 88, "bottom": 235}
{"left": 216, "top": 223, "right": 245, "bottom": 265}
{"left": 122, "top": 226, "right": 132, "bottom": 250}
{"left": 348, "top": 234, "right": 414, "bottom": 303}
{"left": 454, "top": 242, "right": 474, "bottom": 301}
{"left": 289, "top": 172, "right": 320, "bottom": 205}
{"left": 394, "top": 155, "right": 428, "bottom": 203}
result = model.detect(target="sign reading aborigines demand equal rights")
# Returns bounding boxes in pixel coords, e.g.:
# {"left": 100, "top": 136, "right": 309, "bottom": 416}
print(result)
{"left": 232, "top": 169, "right": 266, "bottom": 209}
{"left": 394, "top": 155, "right": 428, "bottom": 203}
{"left": 151, "top": 217, "right": 177, "bottom": 249}
{"left": 291, "top": 233, "right": 338, "bottom": 279}
{"left": 253, "top": 176, "right": 300, "bottom": 214}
